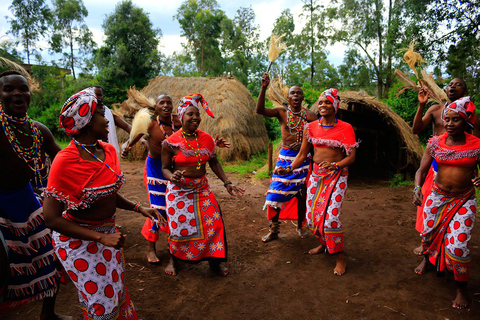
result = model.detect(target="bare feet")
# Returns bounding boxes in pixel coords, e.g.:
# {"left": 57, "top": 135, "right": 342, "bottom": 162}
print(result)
{"left": 334, "top": 253, "right": 347, "bottom": 276}
{"left": 452, "top": 287, "right": 469, "bottom": 309}
{"left": 308, "top": 244, "right": 325, "bottom": 255}
{"left": 262, "top": 231, "right": 279, "bottom": 243}
{"left": 210, "top": 262, "right": 229, "bottom": 277}
{"left": 147, "top": 251, "right": 160, "bottom": 264}
{"left": 414, "top": 257, "right": 428, "bottom": 275}
{"left": 297, "top": 228, "right": 307, "bottom": 239}
{"left": 164, "top": 256, "right": 176, "bottom": 276}
{"left": 413, "top": 245, "right": 423, "bottom": 256}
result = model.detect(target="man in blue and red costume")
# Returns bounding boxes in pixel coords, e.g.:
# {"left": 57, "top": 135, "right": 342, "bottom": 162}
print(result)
{"left": 256, "top": 73, "right": 317, "bottom": 242}
{"left": 413, "top": 95, "right": 480, "bottom": 309}
{"left": 276, "top": 89, "right": 359, "bottom": 276}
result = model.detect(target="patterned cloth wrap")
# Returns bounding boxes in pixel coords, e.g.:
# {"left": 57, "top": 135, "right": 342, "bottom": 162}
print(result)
{"left": 304, "top": 118, "right": 358, "bottom": 254}
{"left": 419, "top": 131, "right": 480, "bottom": 281}
{"left": 306, "top": 164, "right": 348, "bottom": 255}
{"left": 442, "top": 96, "right": 476, "bottom": 129}
{"left": 166, "top": 177, "right": 227, "bottom": 262}
{"left": 176, "top": 93, "right": 214, "bottom": 123}
{"left": 264, "top": 147, "right": 311, "bottom": 220}
{"left": 52, "top": 214, "right": 137, "bottom": 320}
{"left": 421, "top": 182, "right": 476, "bottom": 282}
{"left": 43, "top": 142, "right": 137, "bottom": 319}
{"left": 59, "top": 88, "right": 98, "bottom": 137}
{"left": 141, "top": 156, "right": 169, "bottom": 242}
{"left": 163, "top": 129, "right": 226, "bottom": 262}
{"left": 320, "top": 88, "right": 340, "bottom": 113}
{"left": 0, "top": 183, "right": 60, "bottom": 311}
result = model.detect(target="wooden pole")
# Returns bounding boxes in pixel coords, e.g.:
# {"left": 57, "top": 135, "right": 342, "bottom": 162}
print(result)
{"left": 268, "top": 142, "right": 273, "bottom": 173}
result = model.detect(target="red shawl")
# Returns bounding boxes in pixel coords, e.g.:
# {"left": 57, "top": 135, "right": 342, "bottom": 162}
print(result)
{"left": 43, "top": 141, "right": 124, "bottom": 210}
{"left": 428, "top": 132, "right": 480, "bottom": 168}
{"left": 307, "top": 119, "right": 359, "bottom": 155}
{"left": 163, "top": 129, "right": 215, "bottom": 167}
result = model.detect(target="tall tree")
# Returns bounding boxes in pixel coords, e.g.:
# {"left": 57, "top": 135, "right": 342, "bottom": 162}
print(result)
{"left": 221, "top": 6, "right": 263, "bottom": 86}
{"left": 50, "top": 0, "right": 95, "bottom": 79}
{"left": 95, "top": 0, "right": 162, "bottom": 103}
{"left": 7, "top": 0, "right": 51, "bottom": 64}
{"left": 329, "top": 0, "right": 430, "bottom": 98}
{"left": 269, "top": 9, "right": 296, "bottom": 79}
{"left": 175, "top": 0, "right": 227, "bottom": 76}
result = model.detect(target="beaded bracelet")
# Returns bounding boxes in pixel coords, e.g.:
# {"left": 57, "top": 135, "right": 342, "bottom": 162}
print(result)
{"left": 286, "top": 165, "right": 293, "bottom": 172}
{"left": 134, "top": 203, "right": 142, "bottom": 212}
{"left": 224, "top": 180, "right": 233, "bottom": 188}
{"left": 331, "top": 162, "right": 340, "bottom": 171}
{"left": 414, "top": 186, "right": 422, "bottom": 193}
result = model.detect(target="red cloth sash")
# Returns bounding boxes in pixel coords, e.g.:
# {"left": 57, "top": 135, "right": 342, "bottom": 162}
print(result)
{"left": 44, "top": 141, "right": 124, "bottom": 210}
{"left": 428, "top": 132, "right": 480, "bottom": 168}
{"left": 307, "top": 119, "right": 358, "bottom": 155}
{"left": 416, "top": 166, "right": 435, "bottom": 233}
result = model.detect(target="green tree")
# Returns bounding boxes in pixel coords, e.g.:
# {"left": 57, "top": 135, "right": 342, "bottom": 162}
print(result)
{"left": 337, "top": 48, "right": 375, "bottom": 92}
{"left": 50, "top": 0, "right": 96, "bottom": 79}
{"left": 221, "top": 6, "right": 264, "bottom": 86}
{"left": 329, "top": 0, "right": 430, "bottom": 98}
{"left": 7, "top": 0, "right": 51, "bottom": 64}
{"left": 175, "top": 0, "right": 226, "bottom": 76}
{"left": 95, "top": 0, "right": 162, "bottom": 103}
{"left": 269, "top": 9, "right": 296, "bottom": 78}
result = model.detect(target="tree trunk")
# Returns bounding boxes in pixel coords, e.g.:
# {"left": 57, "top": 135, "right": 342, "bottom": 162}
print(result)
{"left": 69, "top": 26, "right": 76, "bottom": 80}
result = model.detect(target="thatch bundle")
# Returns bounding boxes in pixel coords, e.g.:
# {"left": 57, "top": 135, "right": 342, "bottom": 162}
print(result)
{"left": 117, "top": 75, "right": 269, "bottom": 161}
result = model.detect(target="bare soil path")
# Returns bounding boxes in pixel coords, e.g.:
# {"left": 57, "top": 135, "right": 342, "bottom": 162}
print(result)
{"left": 4, "top": 161, "right": 480, "bottom": 319}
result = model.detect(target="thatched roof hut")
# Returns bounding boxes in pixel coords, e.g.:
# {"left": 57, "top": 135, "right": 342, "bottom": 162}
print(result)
{"left": 310, "top": 91, "right": 424, "bottom": 178}
{"left": 117, "top": 75, "right": 269, "bottom": 161}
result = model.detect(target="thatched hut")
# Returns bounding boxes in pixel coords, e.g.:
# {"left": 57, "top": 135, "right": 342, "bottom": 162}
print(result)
{"left": 117, "top": 75, "right": 269, "bottom": 161}
{"left": 310, "top": 91, "right": 424, "bottom": 179}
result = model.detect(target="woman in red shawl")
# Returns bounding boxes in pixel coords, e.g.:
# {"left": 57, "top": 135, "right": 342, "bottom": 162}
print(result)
{"left": 276, "top": 89, "right": 358, "bottom": 276}
{"left": 413, "top": 96, "right": 480, "bottom": 309}
{"left": 43, "top": 88, "right": 163, "bottom": 320}
{"left": 161, "top": 94, "right": 244, "bottom": 276}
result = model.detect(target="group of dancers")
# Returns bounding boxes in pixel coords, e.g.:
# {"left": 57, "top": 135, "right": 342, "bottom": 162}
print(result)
{"left": 0, "top": 67, "right": 478, "bottom": 320}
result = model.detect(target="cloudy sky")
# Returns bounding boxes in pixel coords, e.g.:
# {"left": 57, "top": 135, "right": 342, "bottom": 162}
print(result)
{"left": 0, "top": 0, "right": 346, "bottom": 66}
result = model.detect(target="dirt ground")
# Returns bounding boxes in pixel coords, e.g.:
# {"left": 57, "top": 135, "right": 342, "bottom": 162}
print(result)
{"left": 4, "top": 160, "right": 480, "bottom": 320}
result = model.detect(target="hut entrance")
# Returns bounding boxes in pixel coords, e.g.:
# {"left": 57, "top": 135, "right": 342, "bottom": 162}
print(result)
{"left": 336, "top": 92, "right": 423, "bottom": 180}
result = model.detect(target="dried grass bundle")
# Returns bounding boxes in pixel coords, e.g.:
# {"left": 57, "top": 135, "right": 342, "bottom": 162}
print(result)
{"left": 401, "top": 40, "right": 425, "bottom": 77}
{"left": 266, "top": 77, "right": 289, "bottom": 108}
{"left": 395, "top": 40, "right": 447, "bottom": 104}
{"left": 0, "top": 57, "right": 39, "bottom": 91}
{"left": 266, "top": 34, "right": 287, "bottom": 72}
{"left": 130, "top": 108, "right": 152, "bottom": 141}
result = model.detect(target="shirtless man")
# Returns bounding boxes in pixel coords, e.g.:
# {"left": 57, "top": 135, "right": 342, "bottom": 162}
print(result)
{"left": 0, "top": 71, "right": 68, "bottom": 319}
{"left": 122, "top": 94, "right": 228, "bottom": 275}
{"left": 412, "top": 78, "right": 479, "bottom": 255}
{"left": 256, "top": 72, "right": 317, "bottom": 242}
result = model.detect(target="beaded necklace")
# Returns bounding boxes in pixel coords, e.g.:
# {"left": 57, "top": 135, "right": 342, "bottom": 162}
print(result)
{"left": 318, "top": 117, "right": 338, "bottom": 129}
{"left": 73, "top": 139, "right": 122, "bottom": 178}
{"left": 180, "top": 128, "right": 203, "bottom": 169}
{"left": 157, "top": 115, "right": 175, "bottom": 138}
{"left": 0, "top": 107, "right": 45, "bottom": 170}
{"left": 287, "top": 106, "right": 307, "bottom": 143}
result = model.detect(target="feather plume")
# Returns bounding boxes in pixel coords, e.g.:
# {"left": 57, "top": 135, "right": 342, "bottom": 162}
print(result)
{"left": 394, "top": 69, "right": 420, "bottom": 96}
{"left": 401, "top": 40, "right": 425, "bottom": 78}
{"left": 127, "top": 87, "right": 155, "bottom": 109}
{"left": 419, "top": 69, "right": 448, "bottom": 104}
{"left": 266, "top": 34, "right": 287, "bottom": 72}
{"left": 130, "top": 108, "right": 152, "bottom": 140}
{"left": 266, "top": 77, "right": 288, "bottom": 108}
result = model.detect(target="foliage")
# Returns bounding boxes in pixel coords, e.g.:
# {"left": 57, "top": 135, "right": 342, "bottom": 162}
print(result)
{"left": 328, "top": 0, "right": 431, "bottom": 99}
{"left": 35, "top": 102, "right": 64, "bottom": 138}
{"left": 50, "top": 0, "right": 96, "bottom": 80}
{"left": 7, "top": 0, "right": 51, "bottom": 64}
{"left": 301, "top": 82, "right": 324, "bottom": 107}
{"left": 337, "top": 48, "right": 375, "bottom": 93}
{"left": 175, "top": 0, "right": 226, "bottom": 76}
{"left": 383, "top": 80, "right": 432, "bottom": 143}
{"left": 388, "top": 173, "right": 413, "bottom": 187}
{"left": 95, "top": 0, "right": 162, "bottom": 104}
{"left": 223, "top": 150, "right": 269, "bottom": 176}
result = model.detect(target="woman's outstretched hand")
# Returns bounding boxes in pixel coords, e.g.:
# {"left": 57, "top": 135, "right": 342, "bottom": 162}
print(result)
{"left": 139, "top": 206, "right": 167, "bottom": 225}
{"left": 226, "top": 184, "right": 245, "bottom": 197}
{"left": 215, "top": 134, "right": 231, "bottom": 148}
